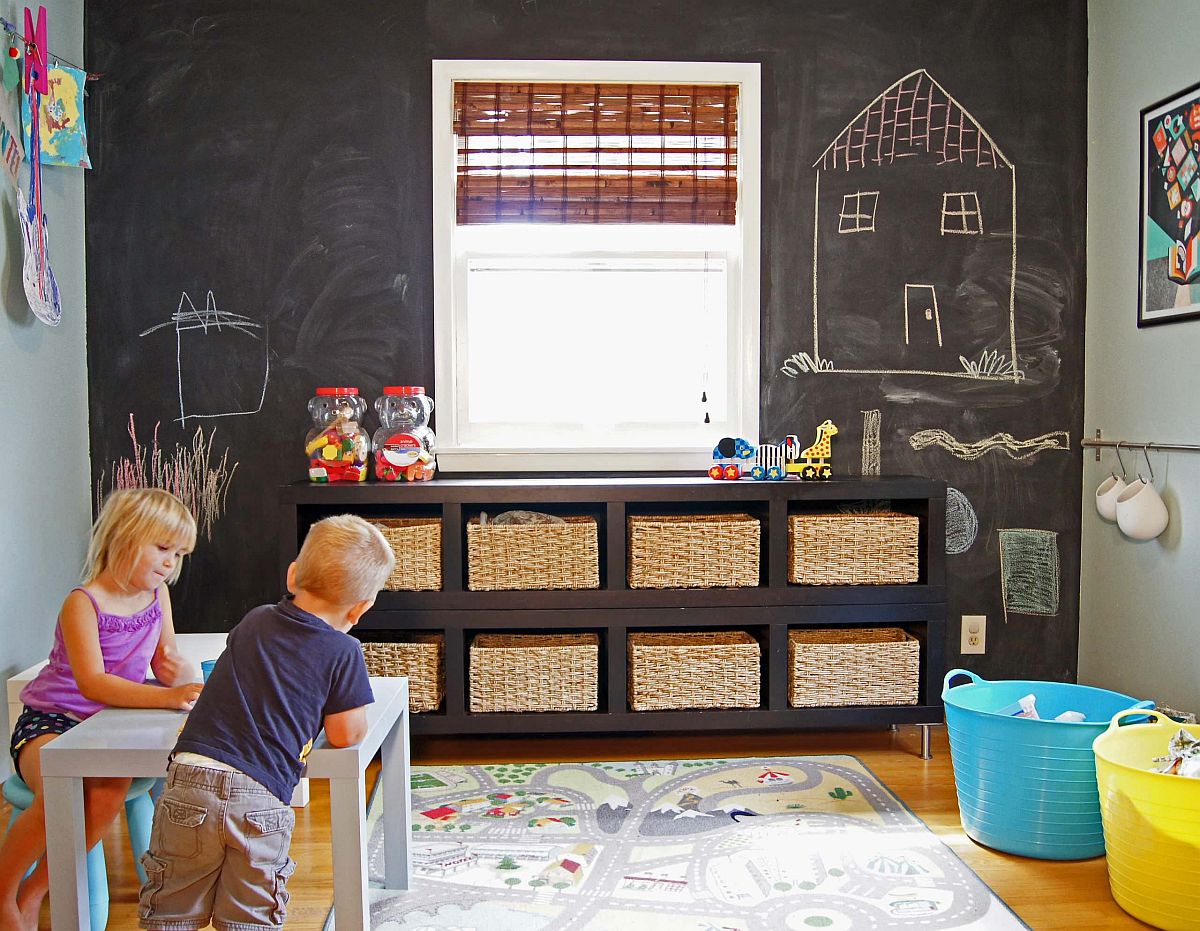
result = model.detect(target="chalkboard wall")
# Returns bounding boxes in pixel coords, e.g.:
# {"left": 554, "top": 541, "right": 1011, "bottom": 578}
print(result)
{"left": 85, "top": 0, "right": 1086, "bottom": 681}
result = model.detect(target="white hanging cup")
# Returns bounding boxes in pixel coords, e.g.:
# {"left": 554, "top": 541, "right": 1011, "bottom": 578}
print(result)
{"left": 1095, "top": 473, "right": 1126, "bottom": 522}
{"left": 1115, "top": 477, "right": 1169, "bottom": 541}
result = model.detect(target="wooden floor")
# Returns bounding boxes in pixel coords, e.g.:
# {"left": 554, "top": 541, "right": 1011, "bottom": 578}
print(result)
{"left": 9, "top": 726, "right": 1148, "bottom": 930}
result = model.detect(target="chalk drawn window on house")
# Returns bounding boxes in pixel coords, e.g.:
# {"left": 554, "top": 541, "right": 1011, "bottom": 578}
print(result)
{"left": 839, "top": 191, "right": 879, "bottom": 233}
{"left": 432, "top": 60, "right": 762, "bottom": 472}
{"left": 941, "top": 191, "right": 983, "bottom": 234}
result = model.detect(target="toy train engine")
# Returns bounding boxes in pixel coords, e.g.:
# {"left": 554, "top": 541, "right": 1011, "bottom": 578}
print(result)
{"left": 709, "top": 437, "right": 756, "bottom": 479}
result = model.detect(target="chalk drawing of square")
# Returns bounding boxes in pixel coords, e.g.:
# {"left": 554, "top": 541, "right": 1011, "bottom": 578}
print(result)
{"left": 141, "top": 292, "right": 269, "bottom": 425}
{"left": 998, "top": 529, "right": 1059, "bottom": 617}
{"left": 176, "top": 319, "right": 269, "bottom": 421}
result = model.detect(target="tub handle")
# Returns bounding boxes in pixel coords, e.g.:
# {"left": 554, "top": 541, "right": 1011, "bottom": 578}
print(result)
{"left": 1105, "top": 705, "right": 1167, "bottom": 733}
{"left": 942, "top": 668, "right": 984, "bottom": 694}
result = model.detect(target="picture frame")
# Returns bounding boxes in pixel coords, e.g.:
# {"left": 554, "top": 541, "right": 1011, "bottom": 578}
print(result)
{"left": 1139, "top": 80, "right": 1200, "bottom": 327}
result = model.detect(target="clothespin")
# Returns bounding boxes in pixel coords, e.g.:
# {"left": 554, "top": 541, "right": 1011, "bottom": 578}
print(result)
{"left": 23, "top": 6, "right": 47, "bottom": 95}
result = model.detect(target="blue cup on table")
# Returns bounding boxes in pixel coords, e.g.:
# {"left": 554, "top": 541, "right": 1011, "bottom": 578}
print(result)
{"left": 201, "top": 659, "right": 218, "bottom": 683}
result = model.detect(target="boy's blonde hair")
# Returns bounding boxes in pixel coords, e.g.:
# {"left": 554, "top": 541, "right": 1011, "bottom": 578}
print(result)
{"left": 292, "top": 514, "right": 395, "bottom": 605}
{"left": 83, "top": 488, "right": 198, "bottom": 587}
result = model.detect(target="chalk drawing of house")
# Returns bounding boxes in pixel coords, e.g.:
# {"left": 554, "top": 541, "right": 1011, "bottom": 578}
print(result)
{"left": 139, "top": 290, "right": 270, "bottom": 424}
{"left": 793, "top": 70, "right": 1019, "bottom": 382}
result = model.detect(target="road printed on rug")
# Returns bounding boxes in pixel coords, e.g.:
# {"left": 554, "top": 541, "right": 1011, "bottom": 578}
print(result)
{"left": 345, "top": 755, "right": 1028, "bottom": 930}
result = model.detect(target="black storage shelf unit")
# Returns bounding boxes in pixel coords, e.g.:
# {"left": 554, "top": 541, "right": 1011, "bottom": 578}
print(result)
{"left": 280, "top": 475, "right": 947, "bottom": 737}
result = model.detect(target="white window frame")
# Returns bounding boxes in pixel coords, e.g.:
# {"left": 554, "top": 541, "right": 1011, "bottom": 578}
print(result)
{"left": 839, "top": 190, "right": 879, "bottom": 233}
{"left": 432, "top": 59, "right": 761, "bottom": 472}
{"left": 940, "top": 191, "right": 983, "bottom": 235}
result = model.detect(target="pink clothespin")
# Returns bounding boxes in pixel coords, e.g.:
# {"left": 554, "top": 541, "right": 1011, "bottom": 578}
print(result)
{"left": 23, "top": 6, "right": 48, "bottom": 95}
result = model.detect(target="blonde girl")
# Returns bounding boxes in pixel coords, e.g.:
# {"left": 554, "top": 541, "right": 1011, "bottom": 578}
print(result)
{"left": 0, "top": 488, "right": 203, "bottom": 931}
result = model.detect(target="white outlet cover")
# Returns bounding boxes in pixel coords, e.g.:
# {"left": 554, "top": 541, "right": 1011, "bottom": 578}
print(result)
{"left": 961, "top": 614, "right": 986, "bottom": 655}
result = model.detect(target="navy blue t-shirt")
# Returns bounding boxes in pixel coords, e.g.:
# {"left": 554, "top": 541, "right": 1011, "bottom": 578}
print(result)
{"left": 174, "top": 598, "right": 374, "bottom": 804}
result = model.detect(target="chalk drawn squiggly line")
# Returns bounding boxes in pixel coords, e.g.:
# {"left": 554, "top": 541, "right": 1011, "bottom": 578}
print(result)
{"left": 909, "top": 429, "right": 1069, "bottom": 461}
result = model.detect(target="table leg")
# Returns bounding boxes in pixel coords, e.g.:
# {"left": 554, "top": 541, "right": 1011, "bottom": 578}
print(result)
{"left": 42, "top": 776, "right": 90, "bottom": 931}
{"left": 380, "top": 708, "right": 411, "bottom": 890}
{"left": 328, "top": 773, "right": 370, "bottom": 931}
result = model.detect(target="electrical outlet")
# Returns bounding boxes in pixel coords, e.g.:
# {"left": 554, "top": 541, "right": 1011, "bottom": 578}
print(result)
{"left": 961, "top": 615, "right": 986, "bottom": 655}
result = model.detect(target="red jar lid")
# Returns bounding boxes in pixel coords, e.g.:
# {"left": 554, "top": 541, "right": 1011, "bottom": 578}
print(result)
{"left": 315, "top": 387, "right": 359, "bottom": 396}
{"left": 383, "top": 386, "right": 425, "bottom": 396}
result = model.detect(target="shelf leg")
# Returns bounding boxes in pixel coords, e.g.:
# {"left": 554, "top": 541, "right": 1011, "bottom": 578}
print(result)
{"left": 919, "top": 724, "right": 933, "bottom": 760}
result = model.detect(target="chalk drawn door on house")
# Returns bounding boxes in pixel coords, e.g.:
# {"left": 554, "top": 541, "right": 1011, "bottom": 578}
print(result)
{"left": 904, "top": 283, "right": 943, "bottom": 348}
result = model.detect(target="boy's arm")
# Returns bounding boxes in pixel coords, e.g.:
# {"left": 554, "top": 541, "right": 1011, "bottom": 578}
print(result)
{"left": 149, "top": 586, "right": 196, "bottom": 686}
{"left": 323, "top": 705, "right": 369, "bottom": 747}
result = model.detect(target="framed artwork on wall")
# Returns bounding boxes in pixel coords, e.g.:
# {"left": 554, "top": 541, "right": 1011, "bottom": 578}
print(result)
{"left": 1140, "top": 80, "right": 1200, "bottom": 327}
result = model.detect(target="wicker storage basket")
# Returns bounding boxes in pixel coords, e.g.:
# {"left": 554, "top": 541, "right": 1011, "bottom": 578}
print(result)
{"left": 466, "top": 517, "right": 599, "bottom": 591}
{"left": 628, "top": 631, "right": 761, "bottom": 710}
{"left": 788, "top": 512, "right": 918, "bottom": 585}
{"left": 788, "top": 627, "right": 919, "bottom": 707}
{"left": 627, "top": 514, "right": 760, "bottom": 589}
{"left": 369, "top": 518, "right": 442, "bottom": 591}
{"left": 469, "top": 633, "right": 599, "bottom": 712}
{"left": 361, "top": 635, "right": 445, "bottom": 712}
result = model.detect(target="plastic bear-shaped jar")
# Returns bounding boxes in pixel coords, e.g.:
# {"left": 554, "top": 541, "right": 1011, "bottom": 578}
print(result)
{"left": 305, "top": 387, "right": 370, "bottom": 482}
{"left": 373, "top": 386, "right": 436, "bottom": 482}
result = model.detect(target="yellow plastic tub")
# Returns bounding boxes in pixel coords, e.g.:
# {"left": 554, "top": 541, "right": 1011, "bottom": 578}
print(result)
{"left": 1092, "top": 709, "right": 1200, "bottom": 930}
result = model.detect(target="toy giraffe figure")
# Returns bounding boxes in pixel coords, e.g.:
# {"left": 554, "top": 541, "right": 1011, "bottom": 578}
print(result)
{"left": 797, "top": 419, "right": 838, "bottom": 480}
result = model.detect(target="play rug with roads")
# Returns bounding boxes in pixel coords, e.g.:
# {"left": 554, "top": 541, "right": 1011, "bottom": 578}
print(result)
{"left": 327, "top": 755, "right": 1028, "bottom": 930}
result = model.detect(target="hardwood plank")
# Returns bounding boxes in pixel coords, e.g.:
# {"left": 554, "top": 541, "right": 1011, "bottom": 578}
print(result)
{"left": 12, "top": 727, "right": 1142, "bottom": 929}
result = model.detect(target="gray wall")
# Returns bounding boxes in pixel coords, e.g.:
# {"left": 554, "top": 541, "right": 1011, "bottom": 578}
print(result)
{"left": 1081, "top": 0, "right": 1200, "bottom": 713}
{"left": 0, "top": 0, "right": 88, "bottom": 778}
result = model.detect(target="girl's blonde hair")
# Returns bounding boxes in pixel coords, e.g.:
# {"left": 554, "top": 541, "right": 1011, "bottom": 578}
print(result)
{"left": 82, "top": 488, "right": 198, "bottom": 587}
{"left": 293, "top": 514, "right": 395, "bottom": 605}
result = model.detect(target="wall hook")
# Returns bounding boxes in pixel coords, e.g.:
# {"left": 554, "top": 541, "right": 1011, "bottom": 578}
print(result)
{"left": 1139, "top": 443, "right": 1154, "bottom": 483}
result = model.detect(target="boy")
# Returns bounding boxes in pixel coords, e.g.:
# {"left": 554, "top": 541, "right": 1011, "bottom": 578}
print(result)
{"left": 138, "top": 514, "right": 395, "bottom": 931}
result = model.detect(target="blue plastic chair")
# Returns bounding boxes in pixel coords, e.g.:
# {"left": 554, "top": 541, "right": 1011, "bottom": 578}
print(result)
{"left": 3, "top": 773, "right": 157, "bottom": 931}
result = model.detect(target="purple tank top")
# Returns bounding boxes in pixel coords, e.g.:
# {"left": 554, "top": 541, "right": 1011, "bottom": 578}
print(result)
{"left": 20, "top": 587, "right": 163, "bottom": 719}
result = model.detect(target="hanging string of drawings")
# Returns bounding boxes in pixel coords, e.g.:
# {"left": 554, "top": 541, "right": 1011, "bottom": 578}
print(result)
{"left": 95, "top": 414, "right": 237, "bottom": 540}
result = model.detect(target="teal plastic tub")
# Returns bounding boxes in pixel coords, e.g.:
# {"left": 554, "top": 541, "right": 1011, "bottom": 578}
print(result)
{"left": 942, "top": 669, "right": 1152, "bottom": 860}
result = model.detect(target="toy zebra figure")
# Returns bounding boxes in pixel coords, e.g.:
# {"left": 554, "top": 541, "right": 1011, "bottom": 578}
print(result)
{"left": 786, "top": 419, "right": 838, "bottom": 480}
{"left": 751, "top": 443, "right": 786, "bottom": 481}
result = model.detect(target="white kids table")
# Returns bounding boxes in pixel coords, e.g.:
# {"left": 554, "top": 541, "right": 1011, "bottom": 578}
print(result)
{"left": 39, "top": 676, "right": 412, "bottom": 931}
{"left": 7, "top": 633, "right": 310, "bottom": 806}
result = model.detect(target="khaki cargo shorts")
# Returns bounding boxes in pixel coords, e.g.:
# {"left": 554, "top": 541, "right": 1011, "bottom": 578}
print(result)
{"left": 138, "top": 761, "right": 296, "bottom": 931}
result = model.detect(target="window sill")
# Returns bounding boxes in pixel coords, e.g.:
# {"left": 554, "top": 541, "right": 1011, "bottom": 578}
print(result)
{"left": 436, "top": 448, "right": 714, "bottom": 473}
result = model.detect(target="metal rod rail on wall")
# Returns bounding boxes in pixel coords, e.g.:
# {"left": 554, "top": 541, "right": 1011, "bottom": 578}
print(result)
{"left": 1082, "top": 429, "right": 1200, "bottom": 461}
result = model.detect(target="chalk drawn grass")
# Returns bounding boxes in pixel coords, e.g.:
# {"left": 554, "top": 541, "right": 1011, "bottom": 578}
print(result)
{"left": 959, "top": 349, "right": 1024, "bottom": 381}
{"left": 780, "top": 351, "right": 834, "bottom": 377}
{"left": 96, "top": 414, "right": 237, "bottom": 540}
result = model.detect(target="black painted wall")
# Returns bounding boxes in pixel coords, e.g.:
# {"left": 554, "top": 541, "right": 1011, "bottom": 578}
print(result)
{"left": 84, "top": 0, "right": 1086, "bottom": 681}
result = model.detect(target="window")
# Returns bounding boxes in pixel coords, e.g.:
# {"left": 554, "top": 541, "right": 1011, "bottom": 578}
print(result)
{"left": 941, "top": 191, "right": 983, "bottom": 234}
{"left": 839, "top": 191, "right": 879, "bottom": 233}
{"left": 433, "top": 60, "right": 760, "bottom": 471}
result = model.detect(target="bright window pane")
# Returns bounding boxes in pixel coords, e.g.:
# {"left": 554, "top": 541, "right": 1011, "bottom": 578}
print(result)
{"left": 464, "top": 255, "right": 728, "bottom": 440}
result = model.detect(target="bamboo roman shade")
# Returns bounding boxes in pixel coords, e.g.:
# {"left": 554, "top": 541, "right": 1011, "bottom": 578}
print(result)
{"left": 454, "top": 82, "right": 739, "bottom": 224}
